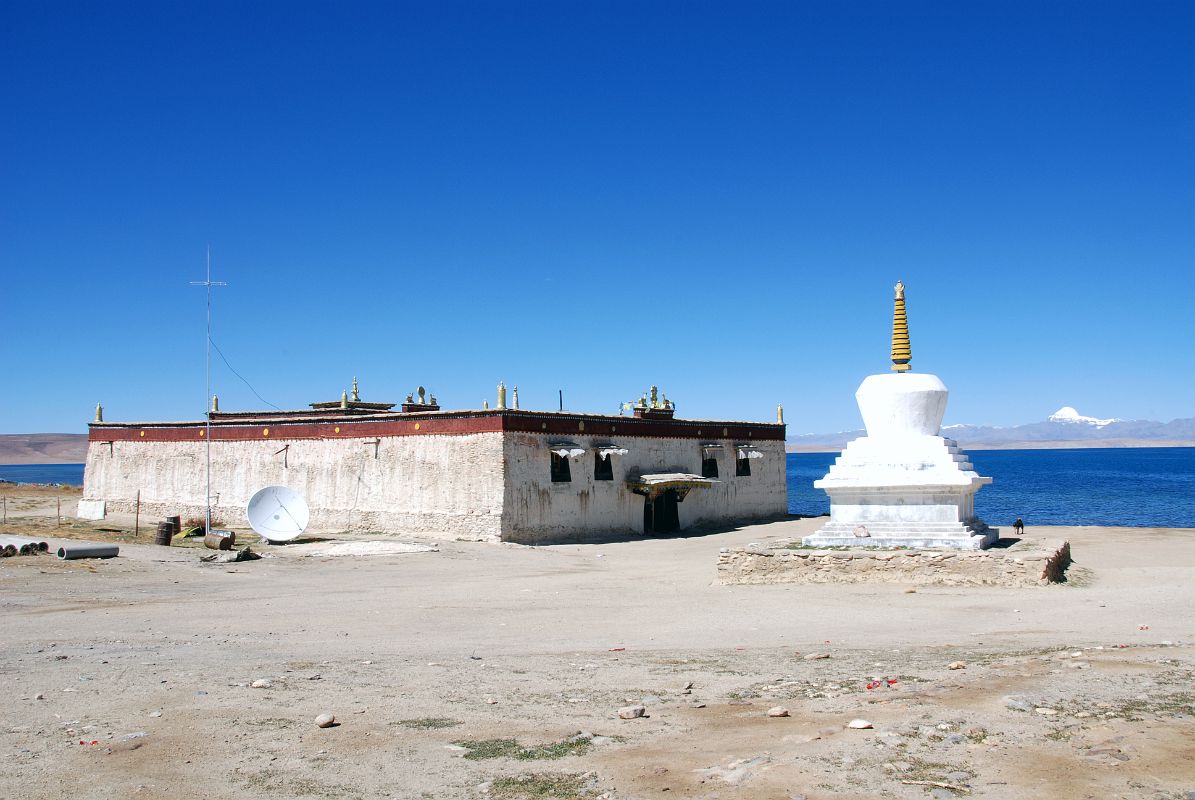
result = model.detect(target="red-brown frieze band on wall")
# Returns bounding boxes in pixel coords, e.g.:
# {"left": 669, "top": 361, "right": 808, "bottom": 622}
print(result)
{"left": 88, "top": 410, "right": 786, "bottom": 444}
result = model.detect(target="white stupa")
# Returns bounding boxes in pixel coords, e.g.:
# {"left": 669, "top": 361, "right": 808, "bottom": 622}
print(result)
{"left": 803, "top": 281, "right": 997, "bottom": 550}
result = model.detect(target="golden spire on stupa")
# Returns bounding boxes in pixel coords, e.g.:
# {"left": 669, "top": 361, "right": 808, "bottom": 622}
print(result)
{"left": 890, "top": 280, "right": 911, "bottom": 372}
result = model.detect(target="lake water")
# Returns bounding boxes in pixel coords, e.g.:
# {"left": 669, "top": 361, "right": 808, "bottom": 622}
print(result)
{"left": 788, "top": 447, "right": 1195, "bottom": 528}
{"left": 5, "top": 447, "right": 1195, "bottom": 528}
{"left": 0, "top": 463, "right": 85, "bottom": 486}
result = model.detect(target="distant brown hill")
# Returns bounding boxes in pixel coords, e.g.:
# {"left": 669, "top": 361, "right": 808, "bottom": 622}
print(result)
{"left": 0, "top": 433, "right": 88, "bottom": 464}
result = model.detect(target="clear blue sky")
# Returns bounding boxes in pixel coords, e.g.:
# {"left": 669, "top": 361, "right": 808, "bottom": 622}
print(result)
{"left": 2, "top": 1, "right": 1192, "bottom": 435}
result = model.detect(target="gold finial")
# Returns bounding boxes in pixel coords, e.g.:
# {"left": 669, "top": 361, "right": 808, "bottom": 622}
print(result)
{"left": 649, "top": 385, "right": 659, "bottom": 409}
{"left": 497, "top": 382, "right": 507, "bottom": 409}
{"left": 340, "top": 390, "right": 349, "bottom": 409}
{"left": 95, "top": 403, "right": 103, "bottom": 422}
{"left": 417, "top": 385, "right": 426, "bottom": 404}
{"left": 351, "top": 377, "right": 360, "bottom": 402}
{"left": 211, "top": 394, "right": 219, "bottom": 412}
{"left": 891, "top": 280, "right": 912, "bottom": 372}
{"left": 777, "top": 403, "right": 784, "bottom": 425}
{"left": 512, "top": 386, "right": 519, "bottom": 410}
{"left": 483, "top": 399, "right": 489, "bottom": 410}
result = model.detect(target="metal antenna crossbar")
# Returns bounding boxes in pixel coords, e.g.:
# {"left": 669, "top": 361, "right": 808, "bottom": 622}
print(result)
{"left": 189, "top": 245, "right": 228, "bottom": 535}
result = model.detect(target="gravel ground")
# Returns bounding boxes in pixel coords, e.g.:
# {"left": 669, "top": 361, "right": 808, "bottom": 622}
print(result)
{"left": 1, "top": 489, "right": 1193, "bottom": 799}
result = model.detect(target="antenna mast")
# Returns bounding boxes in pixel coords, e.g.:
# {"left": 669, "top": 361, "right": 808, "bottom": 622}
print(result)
{"left": 190, "top": 245, "right": 227, "bottom": 534}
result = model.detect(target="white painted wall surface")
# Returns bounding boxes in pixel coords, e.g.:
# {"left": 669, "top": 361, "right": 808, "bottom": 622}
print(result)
{"left": 501, "top": 433, "right": 788, "bottom": 544}
{"left": 82, "top": 433, "right": 506, "bottom": 541}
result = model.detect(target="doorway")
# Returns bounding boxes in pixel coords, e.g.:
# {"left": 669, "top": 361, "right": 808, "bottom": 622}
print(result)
{"left": 643, "top": 489, "right": 680, "bottom": 534}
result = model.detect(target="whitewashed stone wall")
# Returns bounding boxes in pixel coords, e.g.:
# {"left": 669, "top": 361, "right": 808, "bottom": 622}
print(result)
{"left": 82, "top": 433, "right": 506, "bottom": 541}
{"left": 82, "top": 429, "right": 787, "bottom": 543}
{"left": 502, "top": 434, "right": 788, "bottom": 544}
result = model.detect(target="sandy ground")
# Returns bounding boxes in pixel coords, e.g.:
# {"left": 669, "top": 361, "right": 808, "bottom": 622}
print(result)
{"left": 1, "top": 487, "right": 1194, "bottom": 800}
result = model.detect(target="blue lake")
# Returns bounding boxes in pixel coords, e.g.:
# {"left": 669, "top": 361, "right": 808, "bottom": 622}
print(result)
{"left": 788, "top": 447, "right": 1195, "bottom": 528}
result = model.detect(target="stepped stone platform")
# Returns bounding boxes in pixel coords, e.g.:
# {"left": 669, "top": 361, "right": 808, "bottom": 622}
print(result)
{"left": 801, "top": 519, "right": 997, "bottom": 550}
{"left": 718, "top": 537, "right": 1072, "bottom": 587}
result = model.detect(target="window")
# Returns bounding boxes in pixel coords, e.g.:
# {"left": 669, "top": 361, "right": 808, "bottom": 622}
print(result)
{"left": 594, "top": 451, "right": 613, "bottom": 481}
{"left": 735, "top": 451, "right": 751, "bottom": 477}
{"left": 551, "top": 452, "right": 572, "bottom": 483}
{"left": 701, "top": 449, "right": 719, "bottom": 478}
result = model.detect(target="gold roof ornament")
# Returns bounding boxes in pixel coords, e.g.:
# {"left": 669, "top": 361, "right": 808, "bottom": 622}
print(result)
{"left": 497, "top": 382, "right": 507, "bottom": 410}
{"left": 340, "top": 390, "right": 349, "bottom": 409}
{"left": 890, "top": 280, "right": 912, "bottom": 372}
{"left": 95, "top": 403, "right": 103, "bottom": 423}
{"left": 351, "top": 377, "right": 360, "bottom": 402}
{"left": 211, "top": 395, "right": 219, "bottom": 412}
{"left": 777, "top": 403, "right": 784, "bottom": 425}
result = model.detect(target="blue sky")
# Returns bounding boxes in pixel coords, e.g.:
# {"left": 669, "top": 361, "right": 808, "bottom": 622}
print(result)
{"left": 2, "top": 1, "right": 1192, "bottom": 435}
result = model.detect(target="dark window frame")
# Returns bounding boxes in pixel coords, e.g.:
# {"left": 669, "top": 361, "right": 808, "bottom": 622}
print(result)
{"left": 594, "top": 451, "right": 614, "bottom": 481}
{"left": 735, "top": 451, "right": 751, "bottom": 477}
{"left": 701, "top": 450, "right": 719, "bottom": 478}
{"left": 550, "top": 452, "right": 572, "bottom": 483}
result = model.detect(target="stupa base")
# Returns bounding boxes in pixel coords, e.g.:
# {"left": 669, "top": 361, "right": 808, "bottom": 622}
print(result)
{"left": 802, "top": 519, "right": 998, "bottom": 550}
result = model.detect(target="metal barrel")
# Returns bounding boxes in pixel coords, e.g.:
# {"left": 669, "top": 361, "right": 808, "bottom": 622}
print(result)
{"left": 203, "top": 530, "right": 235, "bottom": 550}
{"left": 154, "top": 522, "right": 174, "bottom": 546}
{"left": 58, "top": 544, "right": 119, "bottom": 560}
{"left": 166, "top": 515, "right": 181, "bottom": 535}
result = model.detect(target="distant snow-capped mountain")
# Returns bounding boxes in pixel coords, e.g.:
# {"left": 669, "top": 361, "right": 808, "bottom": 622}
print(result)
{"left": 789, "top": 408, "right": 1195, "bottom": 451}
{"left": 1046, "top": 406, "right": 1119, "bottom": 428}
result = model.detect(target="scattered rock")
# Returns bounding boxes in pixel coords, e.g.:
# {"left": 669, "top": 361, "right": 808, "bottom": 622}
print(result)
{"left": 1004, "top": 696, "right": 1032, "bottom": 713}
{"left": 903, "top": 588, "right": 917, "bottom": 594}
{"left": 689, "top": 702, "right": 706, "bottom": 709}
{"left": 766, "top": 706, "right": 790, "bottom": 718}
{"left": 485, "top": 697, "right": 497, "bottom": 705}
{"left": 1035, "top": 708, "right": 1058, "bottom": 716}
{"left": 34, "top": 693, "right": 44, "bottom": 700}
{"left": 148, "top": 711, "right": 162, "bottom": 718}
{"left": 847, "top": 719, "right": 873, "bottom": 729}
{"left": 947, "top": 661, "right": 966, "bottom": 670}
{"left": 314, "top": 713, "right": 336, "bottom": 728}
{"left": 803, "top": 652, "right": 831, "bottom": 660}
{"left": 250, "top": 679, "right": 272, "bottom": 689}
{"left": 619, "top": 705, "right": 647, "bottom": 719}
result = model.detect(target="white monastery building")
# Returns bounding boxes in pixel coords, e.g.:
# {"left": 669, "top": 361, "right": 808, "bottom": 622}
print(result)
{"left": 79, "top": 382, "right": 788, "bottom": 544}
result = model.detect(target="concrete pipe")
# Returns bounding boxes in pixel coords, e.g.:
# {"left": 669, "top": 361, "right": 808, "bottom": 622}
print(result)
{"left": 57, "top": 544, "right": 119, "bottom": 560}
{"left": 1, "top": 544, "right": 15, "bottom": 557}
{"left": 0, "top": 535, "right": 49, "bottom": 553}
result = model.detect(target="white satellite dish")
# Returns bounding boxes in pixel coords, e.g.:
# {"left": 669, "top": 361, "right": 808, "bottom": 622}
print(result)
{"left": 247, "top": 485, "right": 310, "bottom": 543}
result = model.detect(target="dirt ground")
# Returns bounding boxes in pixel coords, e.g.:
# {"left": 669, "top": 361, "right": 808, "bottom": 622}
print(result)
{"left": 1, "top": 486, "right": 1193, "bottom": 800}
